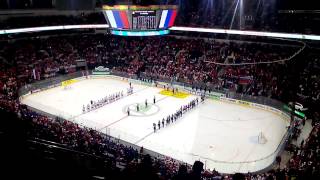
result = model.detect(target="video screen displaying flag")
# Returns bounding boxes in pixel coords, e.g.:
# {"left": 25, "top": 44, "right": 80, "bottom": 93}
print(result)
{"left": 105, "top": 10, "right": 130, "bottom": 29}
{"left": 159, "top": 9, "right": 177, "bottom": 29}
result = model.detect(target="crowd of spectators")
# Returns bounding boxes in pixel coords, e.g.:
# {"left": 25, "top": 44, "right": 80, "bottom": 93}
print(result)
{"left": 176, "top": 9, "right": 320, "bottom": 35}
{"left": 0, "top": 33, "right": 319, "bottom": 179}
{"left": 175, "top": 0, "right": 320, "bottom": 35}
{"left": 21, "top": 105, "right": 139, "bottom": 164}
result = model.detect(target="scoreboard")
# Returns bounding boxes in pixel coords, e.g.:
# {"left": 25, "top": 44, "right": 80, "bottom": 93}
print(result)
{"left": 102, "top": 5, "right": 178, "bottom": 36}
{"left": 132, "top": 11, "right": 157, "bottom": 30}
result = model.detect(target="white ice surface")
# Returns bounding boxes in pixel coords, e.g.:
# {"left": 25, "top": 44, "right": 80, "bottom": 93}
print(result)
{"left": 21, "top": 77, "right": 289, "bottom": 173}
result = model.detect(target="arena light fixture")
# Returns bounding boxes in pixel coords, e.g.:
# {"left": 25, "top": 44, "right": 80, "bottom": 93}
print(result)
{"left": 5, "top": 26, "right": 64, "bottom": 34}
{"left": 169, "top": 26, "right": 320, "bottom": 41}
{"left": 1, "top": 24, "right": 109, "bottom": 34}
{"left": 63, "top": 24, "right": 109, "bottom": 29}
{"left": 1, "top": 24, "right": 320, "bottom": 41}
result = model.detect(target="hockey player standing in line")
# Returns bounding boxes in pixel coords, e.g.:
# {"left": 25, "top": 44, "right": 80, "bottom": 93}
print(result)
{"left": 153, "top": 123, "right": 156, "bottom": 132}
{"left": 153, "top": 96, "right": 156, "bottom": 104}
{"left": 162, "top": 118, "right": 165, "bottom": 127}
{"left": 158, "top": 120, "right": 161, "bottom": 130}
{"left": 201, "top": 94, "right": 205, "bottom": 102}
{"left": 145, "top": 99, "right": 148, "bottom": 107}
{"left": 127, "top": 108, "right": 130, "bottom": 116}
{"left": 136, "top": 104, "right": 139, "bottom": 112}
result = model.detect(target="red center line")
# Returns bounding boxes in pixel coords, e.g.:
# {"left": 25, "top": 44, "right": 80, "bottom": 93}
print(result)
{"left": 99, "top": 95, "right": 169, "bottom": 131}
{"left": 134, "top": 132, "right": 154, "bottom": 145}
{"left": 99, "top": 115, "right": 129, "bottom": 131}
{"left": 155, "top": 96, "right": 169, "bottom": 103}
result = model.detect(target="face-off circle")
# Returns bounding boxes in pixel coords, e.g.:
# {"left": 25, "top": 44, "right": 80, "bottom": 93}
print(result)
{"left": 123, "top": 103, "right": 160, "bottom": 117}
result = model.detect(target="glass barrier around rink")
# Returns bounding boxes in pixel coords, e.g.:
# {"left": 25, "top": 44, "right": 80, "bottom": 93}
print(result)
{"left": 98, "top": 122, "right": 290, "bottom": 174}
{"left": 21, "top": 99, "right": 75, "bottom": 120}
{"left": 110, "top": 128, "right": 187, "bottom": 164}
{"left": 18, "top": 70, "right": 290, "bottom": 120}
{"left": 120, "top": 73, "right": 292, "bottom": 173}
{"left": 18, "top": 71, "right": 84, "bottom": 97}
{"left": 24, "top": 95, "right": 289, "bottom": 174}
{"left": 138, "top": 72, "right": 291, "bottom": 117}
{"left": 18, "top": 71, "right": 292, "bottom": 173}
{"left": 98, "top": 126, "right": 187, "bottom": 162}
{"left": 102, "top": 127, "right": 146, "bottom": 148}
{"left": 70, "top": 115, "right": 106, "bottom": 131}
{"left": 185, "top": 124, "right": 291, "bottom": 174}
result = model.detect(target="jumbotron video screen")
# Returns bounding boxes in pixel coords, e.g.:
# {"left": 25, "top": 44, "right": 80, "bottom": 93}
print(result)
{"left": 102, "top": 5, "right": 177, "bottom": 36}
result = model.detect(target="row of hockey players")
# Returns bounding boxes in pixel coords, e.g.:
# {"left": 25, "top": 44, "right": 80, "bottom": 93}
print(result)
{"left": 127, "top": 86, "right": 133, "bottom": 95}
{"left": 82, "top": 83, "right": 134, "bottom": 114}
{"left": 153, "top": 97, "right": 201, "bottom": 132}
{"left": 82, "top": 91, "right": 125, "bottom": 113}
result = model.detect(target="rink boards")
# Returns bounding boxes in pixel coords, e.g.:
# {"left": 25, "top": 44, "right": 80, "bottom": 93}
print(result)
{"left": 20, "top": 75, "right": 290, "bottom": 174}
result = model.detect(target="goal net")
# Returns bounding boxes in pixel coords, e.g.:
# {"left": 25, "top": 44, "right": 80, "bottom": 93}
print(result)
{"left": 257, "top": 132, "right": 268, "bottom": 144}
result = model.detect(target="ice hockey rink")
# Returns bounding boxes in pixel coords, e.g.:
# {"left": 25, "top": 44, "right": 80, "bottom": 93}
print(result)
{"left": 20, "top": 76, "right": 289, "bottom": 173}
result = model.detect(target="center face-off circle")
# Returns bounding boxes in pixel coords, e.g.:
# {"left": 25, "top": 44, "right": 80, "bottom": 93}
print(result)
{"left": 123, "top": 103, "right": 160, "bottom": 117}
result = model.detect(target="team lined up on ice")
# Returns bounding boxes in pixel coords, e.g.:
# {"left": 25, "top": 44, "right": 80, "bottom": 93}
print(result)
{"left": 82, "top": 83, "right": 133, "bottom": 113}
{"left": 153, "top": 95, "right": 205, "bottom": 132}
